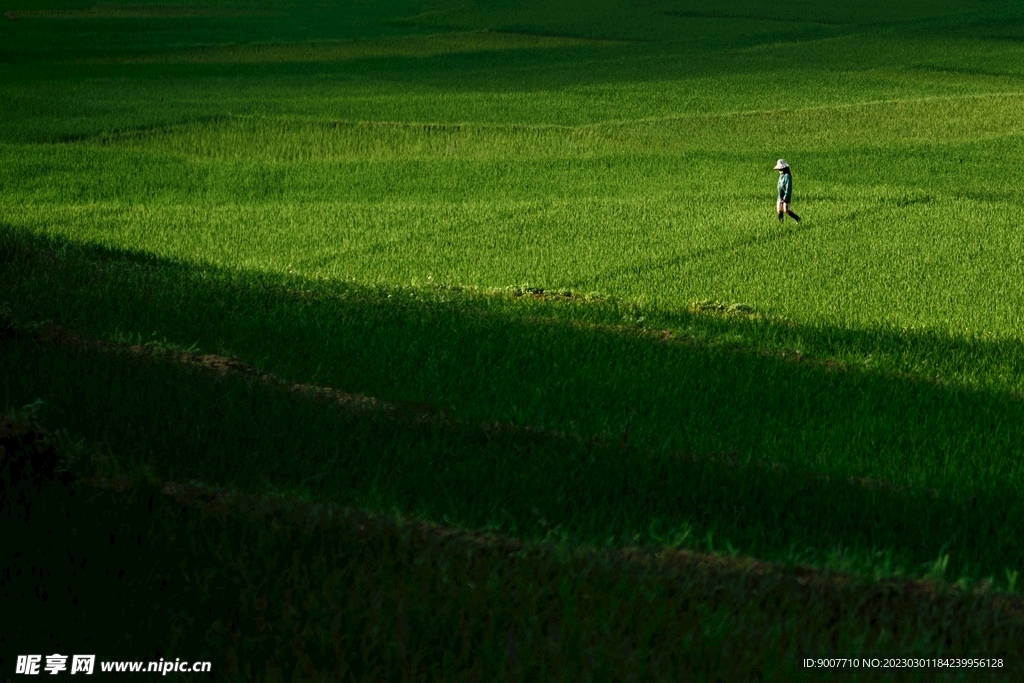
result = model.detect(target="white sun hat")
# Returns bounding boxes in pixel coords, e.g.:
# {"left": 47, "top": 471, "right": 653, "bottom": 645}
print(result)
{"left": 773, "top": 159, "right": 790, "bottom": 170}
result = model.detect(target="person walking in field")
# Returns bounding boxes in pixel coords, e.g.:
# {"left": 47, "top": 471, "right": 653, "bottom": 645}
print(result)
{"left": 774, "top": 159, "right": 801, "bottom": 223}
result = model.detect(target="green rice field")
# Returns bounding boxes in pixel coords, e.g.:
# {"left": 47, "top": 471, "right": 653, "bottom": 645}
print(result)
{"left": 4, "top": 0, "right": 1024, "bottom": 679}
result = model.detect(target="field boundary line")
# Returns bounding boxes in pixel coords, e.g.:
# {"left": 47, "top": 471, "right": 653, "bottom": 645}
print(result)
{"left": 16, "top": 320, "right": 955, "bottom": 500}
{"left": 73, "top": 472, "right": 1023, "bottom": 617}
{"left": 26, "top": 321, "right": 406, "bottom": 417}
{"left": 37, "top": 90, "right": 1024, "bottom": 147}
{"left": 579, "top": 91, "right": 1024, "bottom": 130}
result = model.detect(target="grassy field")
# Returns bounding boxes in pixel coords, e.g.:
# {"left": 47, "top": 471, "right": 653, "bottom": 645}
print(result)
{"left": 4, "top": 0, "right": 1024, "bottom": 679}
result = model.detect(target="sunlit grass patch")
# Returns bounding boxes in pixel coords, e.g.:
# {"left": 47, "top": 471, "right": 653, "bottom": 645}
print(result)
{"left": 594, "top": 91, "right": 1024, "bottom": 154}
{"left": 80, "top": 116, "right": 603, "bottom": 161}
{"left": 62, "top": 90, "right": 1024, "bottom": 166}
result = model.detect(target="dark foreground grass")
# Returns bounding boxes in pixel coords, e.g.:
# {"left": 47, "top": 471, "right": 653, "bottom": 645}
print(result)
{"left": 3, "top": 415, "right": 1023, "bottom": 682}
{"left": 3, "top": 316, "right": 1023, "bottom": 589}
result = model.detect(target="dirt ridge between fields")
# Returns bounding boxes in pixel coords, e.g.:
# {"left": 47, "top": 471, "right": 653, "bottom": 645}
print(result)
{"left": 20, "top": 320, "right": 938, "bottom": 500}
{"left": 132, "top": 476, "right": 1024, "bottom": 623}
{"left": 7, "top": 367, "right": 1022, "bottom": 631}
{"left": 0, "top": 406, "right": 936, "bottom": 602}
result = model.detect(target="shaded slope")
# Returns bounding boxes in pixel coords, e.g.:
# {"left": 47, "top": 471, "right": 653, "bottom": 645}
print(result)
{"left": 4, "top": 301, "right": 1024, "bottom": 583}
{"left": 4, "top": 418, "right": 1023, "bottom": 680}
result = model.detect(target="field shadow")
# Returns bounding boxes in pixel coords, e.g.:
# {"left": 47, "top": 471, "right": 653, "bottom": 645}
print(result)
{"left": 4, "top": 225, "right": 1024, "bottom": 579}
{"left": 7, "top": 447, "right": 1024, "bottom": 675}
